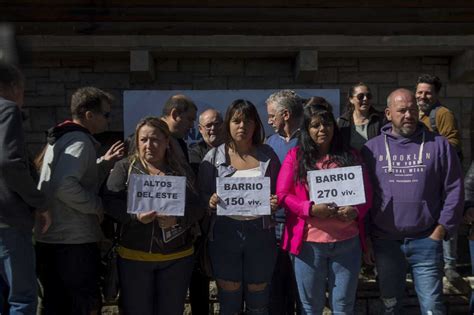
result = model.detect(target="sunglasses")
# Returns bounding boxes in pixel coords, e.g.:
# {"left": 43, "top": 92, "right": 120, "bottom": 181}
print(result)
{"left": 355, "top": 93, "right": 372, "bottom": 101}
{"left": 102, "top": 112, "right": 111, "bottom": 119}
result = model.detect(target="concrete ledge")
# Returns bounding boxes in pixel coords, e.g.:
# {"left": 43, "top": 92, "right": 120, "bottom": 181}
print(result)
{"left": 18, "top": 35, "right": 474, "bottom": 55}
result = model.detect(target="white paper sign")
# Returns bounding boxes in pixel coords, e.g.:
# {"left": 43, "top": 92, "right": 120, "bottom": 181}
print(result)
{"left": 307, "top": 166, "right": 366, "bottom": 207}
{"left": 216, "top": 177, "right": 271, "bottom": 216}
{"left": 127, "top": 174, "right": 186, "bottom": 216}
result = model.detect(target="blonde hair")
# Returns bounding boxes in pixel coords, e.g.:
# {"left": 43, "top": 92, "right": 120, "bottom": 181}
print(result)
{"left": 132, "top": 117, "right": 182, "bottom": 175}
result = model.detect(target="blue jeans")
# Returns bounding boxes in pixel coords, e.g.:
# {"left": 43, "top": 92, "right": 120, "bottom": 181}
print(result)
{"left": 291, "top": 237, "right": 362, "bottom": 315}
{"left": 0, "top": 227, "right": 37, "bottom": 315}
{"left": 209, "top": 216, "right": 277, "bottom": 315}
{"left": 442, "top": 234, "right": 457, "bottom": 269}
{"left": 118, "top": 254, "right": 194, "bottom": 315}
{"left": 373, "top": 237, "right": 445, "bottom": 315}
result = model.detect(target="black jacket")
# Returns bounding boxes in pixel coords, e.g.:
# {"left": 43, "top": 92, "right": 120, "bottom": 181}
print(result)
{"left": 188, "top": 140, "right": 211, "bottom": 175}
{"left": 0, "top": 97, "right": 46, "bottom": 231}
{"left": 103, "top": 158, "right": 203, "bottom": 254}
{"left": 338, "top": 108, "right": 385, "bottom": 149}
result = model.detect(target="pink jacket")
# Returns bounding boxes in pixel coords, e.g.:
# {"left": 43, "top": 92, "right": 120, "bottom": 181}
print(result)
{"left": 276, "top": 147, "right": 372, "bottom": 255}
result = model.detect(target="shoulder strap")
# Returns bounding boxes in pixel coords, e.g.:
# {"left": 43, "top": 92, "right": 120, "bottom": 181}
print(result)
{"left": 125, "top": 158, "right": 136, "bottom": 186}
{"left": 429, "top": 105, "right": 440, "bottom": 133}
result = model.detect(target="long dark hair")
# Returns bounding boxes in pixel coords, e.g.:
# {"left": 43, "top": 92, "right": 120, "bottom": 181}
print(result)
{"left": 296, "top": 104, "right": 355, "bottom": 184}
{"left": 224, "top": 99, "right": 265, "bottom": 148}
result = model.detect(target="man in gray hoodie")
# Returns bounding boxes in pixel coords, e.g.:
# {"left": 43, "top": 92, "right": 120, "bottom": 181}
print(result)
{"left": 0, "top": 62, "right": 50, "bottom": 315}
{"left": 36, "top": 87, "right": 124, "bottom": 315}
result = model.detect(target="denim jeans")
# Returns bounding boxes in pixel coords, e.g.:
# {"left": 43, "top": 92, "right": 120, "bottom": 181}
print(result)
{"left": 373, "top": 237, "right": 445, "bottom": 315}
{"left": 0, "top": 227, "right": 37, "bottom": 315}
{"left": 291, "top": 237, "right": 362, "bottom": 315}
{"left": 118, "top": 254, "right": 193, "bottom": 315}
{"left": 442, "top": 234, "right": 457, "bottom": 269}
{"left": 209, "top": 216, "right": 277, "bottom": 315}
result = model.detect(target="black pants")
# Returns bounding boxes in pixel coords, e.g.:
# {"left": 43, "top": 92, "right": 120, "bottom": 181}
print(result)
{"left": 36, "top": 242, "right": 101, "bottom": 315}
{"left": 269, "top": 248, "right": 300, "bottom": 315}
{"left": 189, "top": 236, "right": 211, "bottom": 315}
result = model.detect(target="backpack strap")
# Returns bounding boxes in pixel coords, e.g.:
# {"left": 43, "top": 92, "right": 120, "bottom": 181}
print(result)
{"left": 429, "top": 104, "right": 440, "bottom": 133}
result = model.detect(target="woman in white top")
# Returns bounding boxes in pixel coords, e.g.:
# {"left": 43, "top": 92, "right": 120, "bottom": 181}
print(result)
{"left": 198, "top": 99, "right": 281, "bottom": 315}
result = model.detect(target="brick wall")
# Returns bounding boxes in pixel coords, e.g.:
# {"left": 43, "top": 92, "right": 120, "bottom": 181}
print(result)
{"left": 22, "top": 55, "right": 472, "bottom": 167}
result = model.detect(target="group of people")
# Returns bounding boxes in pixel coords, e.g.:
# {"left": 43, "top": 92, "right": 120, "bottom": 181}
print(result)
{"left": 0, "top": 59, "right": 471, "bottom": 315}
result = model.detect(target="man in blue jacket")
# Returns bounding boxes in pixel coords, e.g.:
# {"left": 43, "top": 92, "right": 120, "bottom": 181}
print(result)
{"left": 362, "top": 88, "right": 464, "bottom": 315}
{"left": 0, "top": 62, "right": 51, "bottom": 314}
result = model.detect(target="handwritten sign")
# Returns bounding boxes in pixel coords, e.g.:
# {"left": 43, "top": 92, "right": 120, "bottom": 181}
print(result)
{"left": 216, "top": 177, "right": 271, "bottom": 216}
{"left": 307, "top": 166, "right": 365, "bottom": 207}
{"left": 127, "top": 174, "right": 186, "bottom": 215}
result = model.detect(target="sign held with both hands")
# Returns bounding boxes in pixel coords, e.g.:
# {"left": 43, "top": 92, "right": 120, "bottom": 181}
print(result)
{"left": 307, "top": 166, "right": 366, "bottom": 207}
{"left": 127, "top": 174, "right": 186, "bottom": 215}
{"left": 216, "top": 177, "right": 271, "bottom": 216}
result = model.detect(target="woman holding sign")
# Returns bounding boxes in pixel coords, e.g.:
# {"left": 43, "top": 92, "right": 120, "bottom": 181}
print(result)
{"left": 276, "top": 104, "right": 372, "bottom": 315}
{"left": 199, "top": 100, "right": 280, "bottom": 315}
{"left": 103, "top": 117, "right": 202, "bottom": 315}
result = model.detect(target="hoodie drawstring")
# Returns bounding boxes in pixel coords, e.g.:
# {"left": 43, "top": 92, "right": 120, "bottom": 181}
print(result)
{"left": 417, "top": 132, "right": 425, "bottom": 165}
{"left": 384, "top": 134, "right": 393, "bottom": 173}
{"left": 384, "top": 131, "right": 425, "bottom": 173}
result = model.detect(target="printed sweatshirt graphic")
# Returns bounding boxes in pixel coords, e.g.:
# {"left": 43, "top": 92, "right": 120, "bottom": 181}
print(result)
{"left": 361, "top": 123, "right": 464, "bottom": 240}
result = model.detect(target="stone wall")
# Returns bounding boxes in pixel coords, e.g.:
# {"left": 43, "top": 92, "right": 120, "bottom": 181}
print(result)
{"left": 21, "top": 55, "right": 473, "bottom": 167}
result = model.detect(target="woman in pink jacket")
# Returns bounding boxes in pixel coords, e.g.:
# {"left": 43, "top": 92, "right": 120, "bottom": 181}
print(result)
{"left": 276, "top": 104, "right": 372, "bottom": 315}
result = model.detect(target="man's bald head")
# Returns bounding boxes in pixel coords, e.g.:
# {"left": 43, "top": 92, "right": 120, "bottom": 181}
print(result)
{"left": 198, "top": 108, "right": 223, "bottom": 147}
{"left": 199, "top": 108, "right": 221, "bottom": 125}
{"left": 385, "top": 88, "right": 419, "bottom": 137}
{"left": 161, "top": 94, "right": 197, "bottom": 138}
{"left": 387, "top": 88, "right": 416, "bottom": 108}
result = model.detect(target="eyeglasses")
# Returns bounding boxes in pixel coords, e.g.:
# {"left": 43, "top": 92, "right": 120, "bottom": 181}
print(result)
{"left": 102, "top": 112, "right": 111, "bottom": 119}
{"left": 355, "top": 93, "right": 372, "bottom": 101}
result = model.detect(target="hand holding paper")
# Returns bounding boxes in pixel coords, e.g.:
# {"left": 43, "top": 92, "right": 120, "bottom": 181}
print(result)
{"left": 270, "top": 195, "right": 278, "bottom": 213}
{"left": 209, "top": 193, "right": 219, "bottom": 210}
{"left": 310, "top": 202, "right": 338, "bottom": 219}
{"left": 137, "top": 211, "right": 157, "bottom": 224}
{"left": 335, "top": 206, "right": 358, "bottom": 222}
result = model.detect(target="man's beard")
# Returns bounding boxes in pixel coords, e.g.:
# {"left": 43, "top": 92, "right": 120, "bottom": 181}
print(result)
{"left": 418, "top": 102, "right": 432, "bottom": 113}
